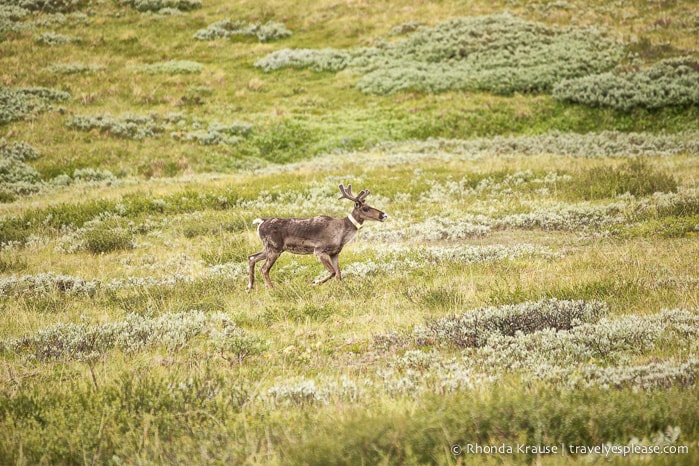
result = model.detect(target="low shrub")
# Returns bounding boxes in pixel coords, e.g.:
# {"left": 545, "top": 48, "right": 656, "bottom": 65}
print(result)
{"left": 0, "top": 140, "right": 43, "bottom": 201}
{"left": 135, "top": 60, "right": 203, "bottom": 74}
{"left": 0, "top": 5, "right": 29, "bottom": 41}
{"left": 0, "top": 272, "right": 98, "bottom": 297}
{"left": 66, "top": 113, "right": 164, "bottom": 140}
{"left": 211, "top": 324, "right": 267, "bottom": 364}
{"left": 561, "top": 359, "right": 699, "bottom": 390}
{"left": 34, "top": 32, "right": 79, "bottom": 45}
{"left": 553, "top": 57, "right": 699, "bottom": 110}
{"left": 82, "top": 224, "right": 133, "bottom": 254}
{"left": 256, "top": 14, "right": 624, "bottom": 95}
{"left": 0, "top": 86, "right": 70, "bottom": 124}
{"left": 194, "top": 19, "right": 291, "bottom": 42}
{"left": 72, "top": 168, "right": 116, "bottom": 183}
{"left": 378, "top": 131, "right": 699, "bottom": 159}
{"left": 421, "top": 298, "right": 607, "bottom": 348}
{"left": 117, "top": 0, "right": 201, "bottom": 12}
{"left": 58, "top": 215, "right": 134, "bottom": 254}
{"left": 173, "top": 121, "right": 253, "bottom": 146}
{"left": 6, "top": 310, "right": 234, "bottom": 361}
{"left": 45, "top": 63, "right": 105, "bottom": 74}
{"left": 3, "top": 0, "right": 87, "bottom": 13}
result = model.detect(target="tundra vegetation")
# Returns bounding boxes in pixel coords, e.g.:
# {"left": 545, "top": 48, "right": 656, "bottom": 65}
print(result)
{"left": 1, "top": 0, "right": 698, "bottom": 464}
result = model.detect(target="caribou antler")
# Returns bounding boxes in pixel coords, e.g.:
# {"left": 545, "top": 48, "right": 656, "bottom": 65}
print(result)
{"left": 339, "top": 184, "right": 370, "bottom": 204}
{"left": 358, "top": 189, "right": 370, "bottom": 203}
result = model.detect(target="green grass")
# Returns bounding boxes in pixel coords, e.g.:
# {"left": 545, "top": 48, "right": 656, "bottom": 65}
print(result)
{"left": 1, "top": 0, "right": 699, "bottom": 464}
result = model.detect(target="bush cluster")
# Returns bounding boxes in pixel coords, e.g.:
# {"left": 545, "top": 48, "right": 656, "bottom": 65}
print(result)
{"left": 57, "top": 214, "right": 135, "bottom": 254}
{"left": 172, "top": 121, "right": 253, "bottom": 146}
{"left": 562, "top": 359, "right": 699, "bottom": 390}
{"left": 0, "top": 4, "right": 30, "bottom": 21}
{"left": 34, "top": 31, "right": 79, "bottom": 45}
{"left": 256, "top": 14, "right": 624, "bottom": 95}
{"left": 45, "top": 62, "right": 105, "bottom": 74}
{"left": 134, "top": 60, "right": 203, "bottom": 74}
{"left": 5, "top": 310, "right": 234, "bottom": 361}
{"left": 553, "top": 57, "right": 699, "bottom": 110}
{"left": 0, "top": 86, "right": 70, "bottom": 124}
{"left": 0, "top": 4, "right": 29, "bottom": 40}
{"left": 194, "top": 19, "right": 291, "bottom": 42}
{"left": 267, "top": 379, "right": 328, "bottom": 406}
{"left": 420, "top": 298, "right": 607, "bottom": 348}
{"left": 477, "top": 308, "right": 699, "bottom": 368}
{"left": 0, "top": 139, "right": 42, "bottom": 202}
{"left": 67, "top": 112, "right": 257, "bottom": 147}
{"left": 0, "top": 272, "right": 98, "bottom": 297}
{"left": 66, "top": 113, "right": 164, "bottom": 140}
{"left": 383, "top": 131, "right": 699, "bottom": 159}
{"left": 345, "top": 245, "right": 558, "bottom": 279}
{"left": 3, "top": 0, "right": 87, "bottom": 13}
{"left": 116, "top": 0, "right": 201, "bottom": 12}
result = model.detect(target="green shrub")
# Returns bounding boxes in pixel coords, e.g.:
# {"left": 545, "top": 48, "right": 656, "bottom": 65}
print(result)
{"left": 569, "top": 159, "right": 678, "bottom": 200}
{"left": 618, "top": 215, "right": 699, "bottom": 239}
{"left": 553, "top": 57, "right": 699, "bottom": 110}
{"left": 57, "top": 214, "right": 135, "bottom": 254}
{"left": 0, "top": 253, "right": 27, "bottom": 273}
{"left": 252, "top": 119, "right": 314, "bottom": 163}
{"left": 211, "top": 324, "right": 267, "bottom": 364}
{"left": 82, "top": 224, "right": 134, "bottom": 254}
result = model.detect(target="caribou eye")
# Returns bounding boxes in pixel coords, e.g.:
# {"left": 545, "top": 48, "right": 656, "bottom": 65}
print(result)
{"left": 362, "top": 206, "right": 370, "bottom": 212}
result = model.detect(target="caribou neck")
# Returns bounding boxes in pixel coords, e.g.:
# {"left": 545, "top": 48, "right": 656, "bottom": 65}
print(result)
{"left": 347, "top": 213, "right": 363, "bottom": 230}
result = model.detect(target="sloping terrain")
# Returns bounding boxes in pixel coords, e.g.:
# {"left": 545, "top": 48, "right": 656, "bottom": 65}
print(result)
{"left": 1, "top": 1, "right": 698, "bottom": 464}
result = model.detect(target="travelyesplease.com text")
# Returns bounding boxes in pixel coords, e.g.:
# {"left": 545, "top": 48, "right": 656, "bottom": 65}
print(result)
{"left": 451, "top": 442, "right": 689, "bottom": 457}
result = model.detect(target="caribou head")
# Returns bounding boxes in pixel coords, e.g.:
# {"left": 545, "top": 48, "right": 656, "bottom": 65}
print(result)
{"left": 338, "top": 183, "right": 389, "bottom": 227}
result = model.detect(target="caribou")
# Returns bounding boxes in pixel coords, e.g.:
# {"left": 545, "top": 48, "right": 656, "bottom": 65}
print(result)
{"left": 247, "top": 184, "right": 388, "bottom": 290}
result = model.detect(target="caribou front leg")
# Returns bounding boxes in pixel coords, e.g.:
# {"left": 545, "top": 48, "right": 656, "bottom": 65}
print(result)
{"left": 313, "top": 251, "right": 336, "bottom": 285}
{"left": 330, "top": 253, "right": 342, "bottom": 281}
{"left": 247, "top": 251, "right": 267, "bottom": 291}
{"left": 260, "top": 251, "right": 281, "bottom": 289}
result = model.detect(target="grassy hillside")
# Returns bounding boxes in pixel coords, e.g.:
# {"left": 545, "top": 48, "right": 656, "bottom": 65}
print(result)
{"left": 1, "top": 0, "right": 698, "bottom": 464}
